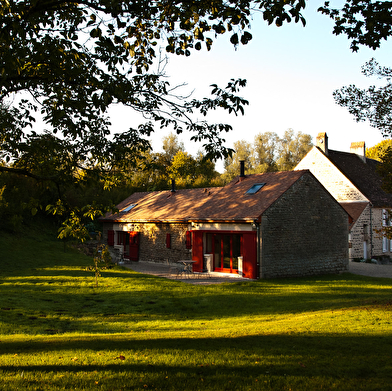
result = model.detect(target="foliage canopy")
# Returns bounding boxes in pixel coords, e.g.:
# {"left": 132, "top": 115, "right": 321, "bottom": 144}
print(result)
{"left": 223, "top": 129, "right": 312, "bottom": 181}
{"left": 334, "top": 58, "right": 392, "bottom": 137}
{"left": 2, "top": 0, "right": 390, "bottom": 176}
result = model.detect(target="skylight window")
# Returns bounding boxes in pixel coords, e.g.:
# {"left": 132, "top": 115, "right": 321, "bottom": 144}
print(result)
{"left": 122, "top": 204, "right": 137, "bottom": 212}
{"left": 246, "top": 183, "right": 266, "bottom": 194}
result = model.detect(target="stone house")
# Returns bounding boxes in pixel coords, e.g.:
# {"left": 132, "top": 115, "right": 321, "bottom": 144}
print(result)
{"left": 295, "top": 132, "right": 392, "bottom": 261}
{"left": 100, "top": 167, "right": 349, "bottom": 279}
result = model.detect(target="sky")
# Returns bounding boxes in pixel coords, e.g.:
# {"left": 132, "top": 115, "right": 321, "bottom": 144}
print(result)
{"left": 109, "top": 3, "right": 392, "bottom": 172}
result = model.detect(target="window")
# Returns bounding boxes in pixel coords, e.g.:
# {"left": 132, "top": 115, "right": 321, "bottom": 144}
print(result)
{"left": 166, "top": 233, "right": 171, "bottom": 249}
{"left": 122, "top": 204, "right": 137, "bottom": 212}
{"left": 117, "top": 231, "right": 128, "bottom": 245}
{"left": 246, "top": 183, "right": 266, "bottom": 194}
{"left": 382, "top": 209, "right": 390, "bottom": 252}
{"left": 383, "top": 209, "right": 389, "bottom": 227}
{"left": 383, "top": 237, "right": 389, "bottom": 253}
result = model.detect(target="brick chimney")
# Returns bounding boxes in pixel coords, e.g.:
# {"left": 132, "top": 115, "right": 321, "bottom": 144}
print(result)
{"left": 239, "top": 160, "right": 246, "bottom": 182}
{"left": 316, "top": 132, "right": 328, "bottom": 156}
{"left": 350, "top": 141, "right": 366, "bottom": 163}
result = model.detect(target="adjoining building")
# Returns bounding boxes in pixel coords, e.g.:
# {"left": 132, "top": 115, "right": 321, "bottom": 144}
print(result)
{"left": 296, "top": 132, "right": 392, "bottom": 261}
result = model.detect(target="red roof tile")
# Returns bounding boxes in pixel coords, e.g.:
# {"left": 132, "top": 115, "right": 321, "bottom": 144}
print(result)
{"left": 339, "top": 202, "right": 368, "bottom": 229}
{"left": 101, "top": 170, "right": 309, "bottom": 223}
{"left": 193, "top": 170, "right": 307, "bottom": 221}
{"left": 101, "top": 187, "right": 220, "bottom": 222}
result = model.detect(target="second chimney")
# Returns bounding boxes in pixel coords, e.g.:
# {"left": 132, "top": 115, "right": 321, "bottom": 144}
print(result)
{"left": 316, "top": 132, "right": 328, "bottom": 156}
{"left": 350, "top": 141, "right": 366, "bottom": 163}
{"left": 239, "top": 160, "right": 245, "bottom": 181}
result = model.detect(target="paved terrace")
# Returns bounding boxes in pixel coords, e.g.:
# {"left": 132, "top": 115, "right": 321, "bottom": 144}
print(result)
{"left": 121, "top": 261, "right": 249, "bottom": 285}
{"left": 120, "top": 261, "right": 392, "bottom": 284}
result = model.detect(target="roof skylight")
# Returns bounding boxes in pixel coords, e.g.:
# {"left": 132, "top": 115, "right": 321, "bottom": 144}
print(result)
{"left": 246, "top": 183, "right": 266, "bottom": 194}
{"left": 122, "top": 204, "right": 137, "bottom": 212}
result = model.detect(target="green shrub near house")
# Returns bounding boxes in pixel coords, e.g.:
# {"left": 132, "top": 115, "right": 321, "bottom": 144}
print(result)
{"left": 0, "top": 227, "right": 392, "bottom": 390}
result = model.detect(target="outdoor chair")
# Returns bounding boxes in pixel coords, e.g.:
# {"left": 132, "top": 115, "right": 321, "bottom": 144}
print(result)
{"left": 165, "top": 260, "right": 186, "bottom": 279}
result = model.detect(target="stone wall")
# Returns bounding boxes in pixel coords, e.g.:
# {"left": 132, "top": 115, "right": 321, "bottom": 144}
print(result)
{"left": 260, "top": 172, "right": 349, "bottom": 278}
{"left": 102, "top": 222, "right": 192, "bottom": 263}
{"left": 347, "top": 206, "right": 392, "bottom": 260}
{"left": 371, "top": 207, "right": 392, "bottom": 258}
{"left": 138, "top": 222, "right": 192, "bottom": 263}
{"left": 349, "top": 204, "right": 371, "bottom": 260}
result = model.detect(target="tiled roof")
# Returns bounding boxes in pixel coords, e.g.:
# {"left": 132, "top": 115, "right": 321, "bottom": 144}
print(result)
{"left": 339, "top": 202, "right": 368, "bottom": 229}
{"left": 193, "top": 170, "right": 307, "bottom": 221}
{"left": 101, "top": 170, "right": 309, "bottom": 223}
{"left": 328, "top": 150, "right": 392, "bottom": 208}
{"left": 100, "top": 187, "right": 220, "bottom": 222}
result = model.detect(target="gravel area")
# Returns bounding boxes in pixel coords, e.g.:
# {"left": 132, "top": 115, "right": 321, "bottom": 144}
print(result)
{"left": 349, "top": 261, "right": 392, "bottom": 278}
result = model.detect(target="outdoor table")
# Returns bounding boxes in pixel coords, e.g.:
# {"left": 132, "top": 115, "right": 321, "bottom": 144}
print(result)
{"left": 179, "top": 260, "right": 196, "bottom": 277}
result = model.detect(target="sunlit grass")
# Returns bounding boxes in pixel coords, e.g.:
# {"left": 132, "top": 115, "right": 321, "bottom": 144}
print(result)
{"left": 1, "top": 229, "right": 392, "bottom": 390}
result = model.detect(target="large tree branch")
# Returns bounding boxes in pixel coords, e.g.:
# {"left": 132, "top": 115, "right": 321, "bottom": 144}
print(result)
{"left": 0, "top": 165, "right": 58, "bottom": 182}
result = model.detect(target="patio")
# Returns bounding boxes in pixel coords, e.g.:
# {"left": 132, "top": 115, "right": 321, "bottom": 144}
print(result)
{"left": 120, "top": 261, "right": 249, "bottom": 285}
{"left": 119, "top": 259, "right": 392, "bottom": 284}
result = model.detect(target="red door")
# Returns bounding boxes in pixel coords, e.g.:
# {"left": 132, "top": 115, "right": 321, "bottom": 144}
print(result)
{"left": 242, "top": 232, "right": 257, "bottom": 279}
{"left": 128, "top": 232, "right": 140, "bottom": 261}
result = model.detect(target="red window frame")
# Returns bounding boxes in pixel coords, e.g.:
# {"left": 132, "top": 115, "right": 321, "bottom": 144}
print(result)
{"left": 186, "top": 231, "right": 192, "bottom": 249}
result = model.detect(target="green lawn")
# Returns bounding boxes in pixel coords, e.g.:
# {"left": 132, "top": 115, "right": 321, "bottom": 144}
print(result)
{"left": 1, "top": 229, "right": 392, "bottom": 390}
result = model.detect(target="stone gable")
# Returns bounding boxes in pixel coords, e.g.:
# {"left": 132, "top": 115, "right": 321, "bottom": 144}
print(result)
{"left": 296, "top": 147, "right": 368, "bottom": 202}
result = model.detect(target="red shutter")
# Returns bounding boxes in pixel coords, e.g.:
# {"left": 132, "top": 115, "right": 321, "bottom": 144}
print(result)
{"left": 107, "top": 230, "right": 114, "bottom": 246}
{"left": 129, "top": 232, "right": 140, "bottom": 261}
{"left": 191, "top": 230, "right": 203, "bottom": 272}
{"left": 186, "top": 231, "right": 192, "bottom": 249}
{"left": 166, "top": 233, "right": 171, "bottom": 249}
{"left": 242, "top": 232, "right": 257, "bottom": 279}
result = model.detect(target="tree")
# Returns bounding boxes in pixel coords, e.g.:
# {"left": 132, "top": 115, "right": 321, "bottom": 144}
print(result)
{"left": 168, "top": 151, "right": 197, "bottom": 186}
{"left": 1, "top": 0, "right": 391, "bottom": 235}
{"left": 366, "top": 139, "right": 392, "bottom": 161}
{"left": 276, "top": 129, "right": 312, "bottom": 171}
{"left": 1, "top": 1, "right": 250, "bottom": 236}
{"left": 374, "top": 146, "right": 392, "bottom": 240}
{"left": 333, "top": 59, "right": 392, "bottom": 137}
{"left": 194, "top": 152, "right": 221, "bottom": 187}
{"left": 253, "top": 132, "right": 280, "bottom": 172}
{"left": 318, "top": 1, "right": 392, "bottom": 52}
{"left": 334, "top": 59, "right": 392, "bottom": 200}
{"left": 223, "top": 130, "right": 312, "bottom": 181}
{"left": 378, "top": 146, "right": 392, "bottom": 195}
{"left": 223, "top": 140, "right": 255, "bottom": 182}
{"left": 162, "top": 133, "right": 185, "bottom": 164}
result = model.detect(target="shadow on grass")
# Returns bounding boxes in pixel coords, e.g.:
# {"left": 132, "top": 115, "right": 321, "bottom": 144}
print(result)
{"left": 1, "top": 334, "right": 391, "bottom": 385}
{"left": 1, "top": 274, "right": 391, "bottom": 335}
{"left": 2, "top": 230, "right": 392, "bottom": 335}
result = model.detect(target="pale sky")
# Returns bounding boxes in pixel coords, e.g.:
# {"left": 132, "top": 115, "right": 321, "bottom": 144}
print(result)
{"left": 109, "top": 4, "right": 392, "bottom": 172}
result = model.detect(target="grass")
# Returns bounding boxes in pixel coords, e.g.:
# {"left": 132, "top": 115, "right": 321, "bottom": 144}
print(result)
{"left": 1, "top": 227, "right": 392, "bottom": 390}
